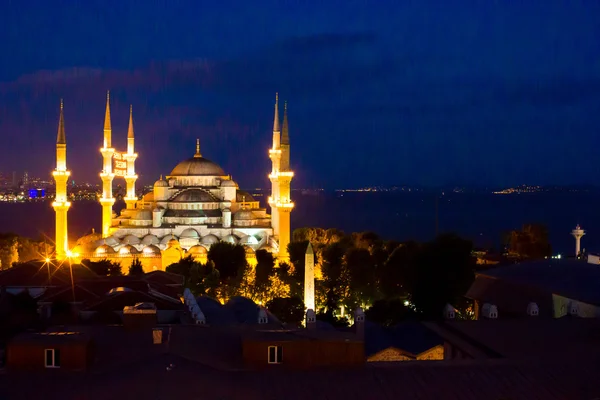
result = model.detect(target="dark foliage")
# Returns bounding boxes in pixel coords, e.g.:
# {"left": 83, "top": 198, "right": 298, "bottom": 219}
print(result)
{"left": 266, "top": 297, "right": 305, "bottom": 326}
{"left": 128, "top": 258, "right": 144, "bottom": 275}
{"left": 83, "top": 259, "right": 122, "bottom": 276}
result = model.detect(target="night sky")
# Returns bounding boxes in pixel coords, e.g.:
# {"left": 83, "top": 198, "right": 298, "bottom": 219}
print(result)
{"left": 0, "top": 1, "right": 599, "bottom": 190}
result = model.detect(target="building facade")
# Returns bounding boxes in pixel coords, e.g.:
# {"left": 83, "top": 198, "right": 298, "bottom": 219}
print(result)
{"left": 70, "top": 94, "right": 293, "bottom": 271}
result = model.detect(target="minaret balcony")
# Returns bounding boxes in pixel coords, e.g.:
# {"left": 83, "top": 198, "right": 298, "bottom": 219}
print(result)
{"left": 276, "top": 201, "right": 295, "bottom": 210}
{"left": 124, "top": 153, "right": 138, "bottom": 161}
{"left": 99, "top": 197, "right": 116, "bottom": 205}
{"left": 100, "top": 147, "right": 115, "bottom": 154}
{"left": 52, "top": 170, "right": 71, "bottom": 177}
{"left": 269, "top": 149, "right": 282, "bottom": 155}
{"left": 100, "top": 172, "right": 115, "bottom": 179}
{"left": 52, "top": 201, "right": 71, "bottom": 208}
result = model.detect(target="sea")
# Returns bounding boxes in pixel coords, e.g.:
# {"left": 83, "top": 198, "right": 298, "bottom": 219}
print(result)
{"left": 1, "top": 191, "right": 599, "bottom": 256}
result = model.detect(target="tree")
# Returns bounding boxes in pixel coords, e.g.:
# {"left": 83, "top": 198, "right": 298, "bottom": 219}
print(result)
{"left": 365, "top": 299, "right": 416, "bottom": 326}
{"left": 84, "top": 259, "right": 123, "bottom": 276}
{"left": 321, "top": 242, "right": 348, "bottom": 311}
{"left": 255, "top": 250, "right": 275, "bottom": 289}
{"left": 410, "top": 234, "right": 475, "bottom": 319}
{"left": 344, "top": 247, "right": 376, "bottom": 308}
{"left": 165, "top": 255, "right": 198, "bottom": 279}
{"left": 378, "top": 241, "right": 420, "bottom": 299}
{"left": 128, "top": 258, "right": 144, "bottom": 275}
{"left": 507, "top": 223, "right": 552, "bottom": 260}
{"left": 266, "top": 297, "right": 305, "bottom": 326}
{"left": 207, "top": 242, "right": 247, "bottom": 283}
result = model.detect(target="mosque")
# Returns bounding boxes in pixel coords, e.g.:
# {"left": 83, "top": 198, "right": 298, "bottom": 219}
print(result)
{"left": 55, "top": 93, "right": 294, "bottom": 272}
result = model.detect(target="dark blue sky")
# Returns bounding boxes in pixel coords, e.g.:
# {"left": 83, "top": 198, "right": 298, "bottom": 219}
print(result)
{"left": 0, "top": 1, "right": 599, "bottom": 189}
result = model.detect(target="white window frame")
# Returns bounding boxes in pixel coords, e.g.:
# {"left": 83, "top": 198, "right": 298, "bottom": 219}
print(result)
{"left": 44, "top": 348, "right": 60, "bottom": 368}
{"left": 267, "top": 345, "right": 282, "bottom": 364}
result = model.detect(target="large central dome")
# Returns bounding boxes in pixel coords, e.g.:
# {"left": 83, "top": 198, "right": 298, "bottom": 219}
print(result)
{"left": 169, "top": 139, "right": 226, "bottom": 176}
{"left": 170, "top": 156, "right": 226, "bottom": 176}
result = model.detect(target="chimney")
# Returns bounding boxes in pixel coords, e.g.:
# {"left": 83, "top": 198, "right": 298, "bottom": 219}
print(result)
{"left": 258, "top": 307, "right": 268, "bottom": 324}
{"left": 354, "top": 307, "right": 365, "bottom": 339}
{"left": 306, "top": 309, "right": 316, "bottom": 330}
{"left": 481, "top": 303, "right": 498, "bottom": 319}
{"left": 443, "top": 304, "right": 456, "bottom": 320}
{"left": 526, "top": 302, "right": 539, "bottom": 316}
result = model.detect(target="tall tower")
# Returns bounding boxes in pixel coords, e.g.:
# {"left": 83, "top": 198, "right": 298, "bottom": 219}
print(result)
{"left": 268, "top": 94, "right": 294, "bottom": 260}
{"left": 123, "top": 105, "right": 138, "bottom": 210}
{"left": 304, "top": 243, "right": 315, "bottom": 311}
{"left": 571, "top": 224, "right": 585, "bottom": 257}
{"left": 99, "top": 91, "right": 115, "bottom": 237}
{"left": 52, "top": 100, "right": 71, "bottom": 260}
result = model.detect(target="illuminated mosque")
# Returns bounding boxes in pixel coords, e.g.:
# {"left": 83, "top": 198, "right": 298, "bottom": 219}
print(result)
{"left": 57, "top": 93, "right": 294, "bottom": 271}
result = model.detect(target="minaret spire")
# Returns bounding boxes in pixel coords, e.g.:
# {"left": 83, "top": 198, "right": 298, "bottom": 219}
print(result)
{"left": 57, "top": 99, "right": 66, "bottom": 145}
{"left": 103, "top": 91, "right": 112, "bottom": 148}
{"left": 273, "top": 92, "right": 280, "bottom": 133}
{"left": 281, "top": 101, "right": 289, "bottom": 145}
{"left": 194, "top": 138, "right": 202, "bottom": 158}
{"left": 127, "top": 104, "right": 134, "bottom": 139}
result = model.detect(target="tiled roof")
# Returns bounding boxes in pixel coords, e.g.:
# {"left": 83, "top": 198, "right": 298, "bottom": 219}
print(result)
{"left": 478, "top": 259, "right": 600, "bottom": 305}
{"left": 84, "top": 291, "right": 182, "bottom": 312}
{"left": 364, "top": 321, "right": 443, "bottom": 357}
{"left": 3, "top": 349, "right": 600, "bottom": 399}
{"left": 144, "top": 270, "right": 184, "bottom": 286}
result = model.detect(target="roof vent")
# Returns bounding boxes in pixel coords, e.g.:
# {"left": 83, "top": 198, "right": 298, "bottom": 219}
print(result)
{"left": 527, "top": 302, "right": 539, "bottom": 316}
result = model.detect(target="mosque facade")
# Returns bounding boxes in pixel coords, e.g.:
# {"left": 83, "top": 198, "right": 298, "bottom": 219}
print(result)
{"left": 66, "top": 93, "right": 293, "bottom": 272}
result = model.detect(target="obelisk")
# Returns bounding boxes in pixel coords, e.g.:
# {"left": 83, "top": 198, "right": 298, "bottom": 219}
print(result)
{"left": 304, "top": 243, "right": 315, "bottom": 311}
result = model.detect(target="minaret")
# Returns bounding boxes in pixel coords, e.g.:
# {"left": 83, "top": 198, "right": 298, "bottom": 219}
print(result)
{"left": 277, "top": 100, "right": 294, "bottom": 259}
{"left": 268, "top": 94, "right": 282, "bottom": 249}
{"left": 52, "top": 100, "right": 71, "bottom": 260}
{"left": 123, "top": 105, "right": 138, "bottom": 210}
{"left": 304, "top": 243, "right": 315, "bottom": 311}
{"left": 99, "top": 91, "right": 115, "bottom": 237}
{"left": 571, "top": 224, "right": 585, "bottom": 257}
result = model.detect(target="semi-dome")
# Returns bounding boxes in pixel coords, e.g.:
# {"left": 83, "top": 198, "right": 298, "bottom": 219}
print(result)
{"left": 240, "top": 235, "right": 259, "bottom": 245}
{"left": 170, "top": 156, "right": 226, "bottom": 177}
{"left": 171, "top": 189, "right": 218, "bottom": 202}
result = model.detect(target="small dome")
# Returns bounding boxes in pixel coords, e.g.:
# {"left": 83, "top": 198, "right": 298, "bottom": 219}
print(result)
{"left": 170, "top": 156, "right": 226, "bottom": 177}
{"left": 119, "top": 245, "right": 138, "bottom": 255}
{"left": 167, "top": 239, "right": 180, "bottom": 248}
{"left": 221, "top": 180, "right": 237, "bottom": 188}
{"left": 200, "top": 234, "right": 219, "bottom": 245}
{"left": 187, "top": 245, "right": 208, "bottom": 255}
{"left": 121, "top": 235, "right": 141, "bottom": 245}
{"left": 240, "top": 235, "right": 259, "bottom": 245}
{"left": 160, "top": 234, "right": 178, "bottom": 245}
{"left": 141, "top": 234, "right": 160, "bottom": 246}
{"left": 142, "top": 245, "right": 161, "bottom": 255}
{"left": 222, "top": 234, "right": 238, "bottom": 244}
{"left": 236, "top": 190, "right": 256, "bottom": 203}
{"left": 154, "top": 177, "right": 169, "bottom": 187}
{"left": 133, "top": 210, "right": 152, "bottom": 221}
{"left": 95, "top": 244, "right": 115, "bottom": 255}
{"left": 98, "top": 236, "right": 119, "bottom": 247}
{"left": 234, "top": 210, "right": 254, "bottom": 221}
{"left": 180, "top": 228, "right": 200, "bottom": 239}
{"left": 170, "top": 189, "right": 218, "bottom": 202}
